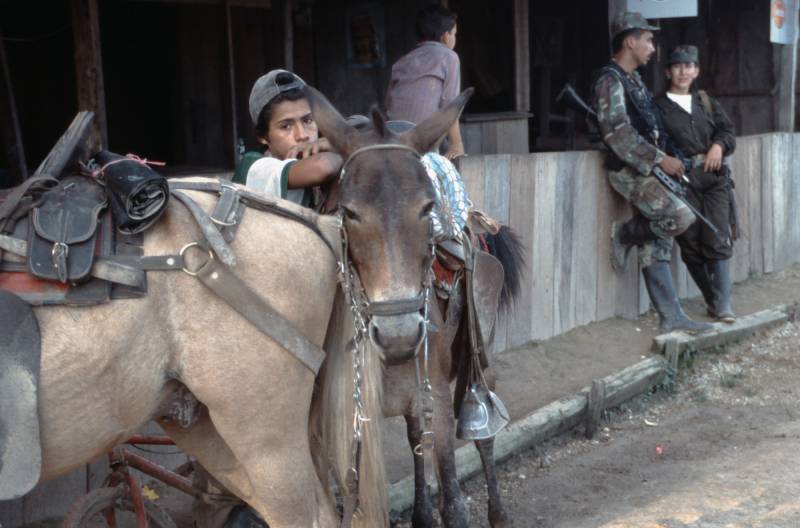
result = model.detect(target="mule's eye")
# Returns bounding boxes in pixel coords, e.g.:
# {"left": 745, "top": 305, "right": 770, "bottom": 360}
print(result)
{"left": 342, "top": 206, "right": 360, "bottom": 222}
{"left": 420, "top": 201, "right": 435, "bottom": 218}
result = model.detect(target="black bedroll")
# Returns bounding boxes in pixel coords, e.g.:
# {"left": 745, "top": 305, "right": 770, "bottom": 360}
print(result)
{"left": 556, "top": 83, "right": 720, "bottom": 235}
{"left": 92, "top": 151, "right": 169, "bottom": 235}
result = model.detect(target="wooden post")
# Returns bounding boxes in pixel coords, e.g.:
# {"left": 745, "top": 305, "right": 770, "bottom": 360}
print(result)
{"left": 284, "top": 0, "right": 294, "bottom": 71}
{"left": 664, "top": 337, "right": 680, "bottom": 373}
{"left": 775, "top": 32, "right": 798, "bottom": 132}
{"left": 584, "top": 379, "right": 606, "bottom": 439}
{"left": 513, "top": 0, "right": 530, "bottom": 113}
{"left": 225, "top": 0, "right": 239, "bottom": 166}
{"left": 0, "top": 28, "right": 28, "bottom": 183}
{"left": 71, "top": 0, "right": 107, "bottom": 152}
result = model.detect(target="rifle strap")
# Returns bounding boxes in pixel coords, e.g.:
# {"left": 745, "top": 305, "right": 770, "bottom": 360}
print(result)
{"left": 697, "top": 90, "right": 715, "bottom": 127}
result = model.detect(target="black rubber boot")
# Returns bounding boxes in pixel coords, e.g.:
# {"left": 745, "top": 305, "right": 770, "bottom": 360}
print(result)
{"left": 611, "top": 216, "right": 657, "bottom": 272}
{"left": 642, "top": 262, "right": 714, "bottom": 333}
{"left": 685, "top": 262, "right": 716, "bottom": 316}
{"left": 707, "top": 259, "right": 736, "bottom": 323}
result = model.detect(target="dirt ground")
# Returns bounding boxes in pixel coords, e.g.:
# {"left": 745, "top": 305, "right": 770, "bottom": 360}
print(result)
{"left": 438, "top": 316, "right": 800, "bottom": 528}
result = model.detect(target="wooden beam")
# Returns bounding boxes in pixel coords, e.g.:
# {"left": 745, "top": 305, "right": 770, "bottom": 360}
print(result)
{"left": 71, "top": 0, "right": 108, "bottom": 151}
{"left": 775, "top": 37, "right": 798, "bottom": 132}
{"left": 225, "top": 0, "right": 239, "bottom": 165}
{"left": 512, "top": 0, "right": 530, "bottom": 113}
{"left": 0, "top": 28, "right": 28, "bottom": 183}
{"left": 283, "top": 0, "right": 294, "bottom": 71}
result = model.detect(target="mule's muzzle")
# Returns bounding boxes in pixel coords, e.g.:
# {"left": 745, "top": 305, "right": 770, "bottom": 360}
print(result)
{"left": 369, "top": 313, "right": 425, "bottom": 364}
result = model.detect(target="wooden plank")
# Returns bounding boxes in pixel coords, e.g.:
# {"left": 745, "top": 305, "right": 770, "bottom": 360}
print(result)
{"left": 483, "top": 155, "right": 511, "bottom": 350}
{"left": 760, "top": 134, "right": 777, "bottom": 273}
{"left": 506, "top": 154, "right": 536, "bottom": 348}
{"left": 572, "top": 152, "right": 599, "bottom": 327}
{"left": 740, "top": 135, "right": 763, "bottom": 279}
{"left": 71, "top": 0, "right": 107, "bottom": 151}
{"left": 584, "top": 379, "right": 606, "bottom": 439}
{"left": 224, "top": 0, "right": 239, "bottom": 165}
{"left": 461, "top": 122, "right": 481, "bottom": 157}
{"left": 730, "top": 137, "right": 755, "bottom": 282}
{"left": 480, "top": 121, "right": 499, "bottom": 155}
{"left": 774, "top": 36, "right": 797, "bottom": 132}
{"left": 0, "top": 28, "right": 27, "bottom": 183}
{"left": 512, "top": 0, "right": 530, "bottom": 113}
{"left": 459, "top": 155, "right": 485, "bottom": 210}
{"left": 483, "top": 155, "right": 511, "bottom": 224}
{"left": 553, "top": 153, "right": 577, "bottom": 335}
{"left": 530, "top": 153, "right": 557, "bottom": 340}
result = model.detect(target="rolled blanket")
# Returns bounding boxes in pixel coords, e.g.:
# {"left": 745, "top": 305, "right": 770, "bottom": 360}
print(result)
{"left": 92, "top": 151, "right": 169, "bottom": 234}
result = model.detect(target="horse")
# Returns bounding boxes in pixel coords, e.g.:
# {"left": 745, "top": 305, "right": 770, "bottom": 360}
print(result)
{"left": 307, "top": 87, "right": 523, "bottom": 528}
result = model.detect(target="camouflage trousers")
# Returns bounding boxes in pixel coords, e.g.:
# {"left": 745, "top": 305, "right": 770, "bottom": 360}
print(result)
{"left": 608, "top": 167, "right": 694, "bottom": 267}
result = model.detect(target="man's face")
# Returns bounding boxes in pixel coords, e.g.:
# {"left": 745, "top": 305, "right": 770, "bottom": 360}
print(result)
{"left": 263, "top": 98, "right": 319, "bottom": 160}
{"left": 628, "top": 31, "right": 655, "bottom": 66}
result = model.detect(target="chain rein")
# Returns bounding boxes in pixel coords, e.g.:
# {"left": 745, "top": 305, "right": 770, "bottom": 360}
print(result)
{"left": 335, "top": 143, "right": 438, "bottom": 522}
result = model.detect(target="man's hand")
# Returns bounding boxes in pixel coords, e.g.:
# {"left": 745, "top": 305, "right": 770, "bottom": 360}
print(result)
{"left": 704, "top": 143, "right": 723, "bottom": 172}
{"left": 658, "top": 155, "right": 685, "bottom": 179}
{"left": 287, "top": 138, "right": 333, "bottom": 160}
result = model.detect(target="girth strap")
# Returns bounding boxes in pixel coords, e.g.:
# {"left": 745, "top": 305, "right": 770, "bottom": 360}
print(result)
{"left": 190, "top": 248, "right": 325, "bottom": 375}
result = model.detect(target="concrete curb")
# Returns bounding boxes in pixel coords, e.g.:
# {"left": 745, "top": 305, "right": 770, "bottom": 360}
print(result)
{"left": 388, "top": 306, "right": 792, "bottom": 513}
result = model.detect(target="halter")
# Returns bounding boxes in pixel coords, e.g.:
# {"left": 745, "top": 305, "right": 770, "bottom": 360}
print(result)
{"left": 335, "top": 143, "right": 439, "bottom": 526}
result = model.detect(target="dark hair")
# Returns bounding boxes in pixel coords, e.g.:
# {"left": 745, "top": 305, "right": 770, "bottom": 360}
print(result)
{"left": 415, "top": 5, "right": 457, "bottom": 42}
{"left": 255, "top": 89, "right": 307, "bottom": 139}
{"left": 611, "top": 28, "right": 643, "bottom": 54}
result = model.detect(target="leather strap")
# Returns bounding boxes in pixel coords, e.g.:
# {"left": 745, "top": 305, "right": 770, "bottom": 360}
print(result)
{"left": 193, "top": 252, "right": 325, "bottom": 375}
{"left": 171, "top": 190, "right": 237, "bottom": 267}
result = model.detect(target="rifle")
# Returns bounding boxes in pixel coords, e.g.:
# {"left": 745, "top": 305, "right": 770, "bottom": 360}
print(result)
{"left": 557, "top": 84, "right": 720, "bottom": 235}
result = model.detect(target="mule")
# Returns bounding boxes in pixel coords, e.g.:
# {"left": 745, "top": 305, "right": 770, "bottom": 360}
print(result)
{"left": 307, "top": 87, "right": 522, "bottom": 528}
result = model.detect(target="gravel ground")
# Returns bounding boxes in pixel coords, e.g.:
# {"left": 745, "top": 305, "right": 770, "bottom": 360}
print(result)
{"left": 394, "top": 312, "right": 800, "bottom": 527}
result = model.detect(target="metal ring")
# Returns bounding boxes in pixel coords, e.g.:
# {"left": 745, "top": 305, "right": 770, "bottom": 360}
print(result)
{"left": 210, "top": 216, "right": 237, "bottom": 227}
{"left": 179, "top": 242, "right": 214, "bottom": 276}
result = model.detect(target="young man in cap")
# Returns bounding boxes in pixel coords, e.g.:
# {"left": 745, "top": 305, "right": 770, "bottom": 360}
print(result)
{"left": 593, "top": 12, "right": 712, "bottom": 332}
{"left": 244, "top": 69, "right": 342, "bottom": 206}
{"left": 655, "top": 45, "right": 737, "bottom": 323}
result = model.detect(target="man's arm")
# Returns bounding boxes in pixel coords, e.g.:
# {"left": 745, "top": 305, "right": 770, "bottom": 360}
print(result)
{"left": 285, "top": 152, "right": 343, "bottom": 189}
{"left": 594, "top": 73, "right": 668, "bottom": 176}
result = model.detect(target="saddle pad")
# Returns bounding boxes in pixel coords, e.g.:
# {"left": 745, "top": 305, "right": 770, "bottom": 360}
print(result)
{"left": 0, "top": 289, "right": 42, "bottom": 500}
{"left": 28, "top": 176, "right": 107, "bottom": 282}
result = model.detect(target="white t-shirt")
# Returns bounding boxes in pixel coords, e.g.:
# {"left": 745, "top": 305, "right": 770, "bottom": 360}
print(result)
{"left": 245, "top": 156, "right": 309, "bottom": 206}
{"left": 666, "top": 92, "right": 693, "bottom": 114}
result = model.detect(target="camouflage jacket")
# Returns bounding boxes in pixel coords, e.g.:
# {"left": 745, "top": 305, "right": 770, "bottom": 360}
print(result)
{"left": 592, "top": 63, "right": 665, "bottom": 176}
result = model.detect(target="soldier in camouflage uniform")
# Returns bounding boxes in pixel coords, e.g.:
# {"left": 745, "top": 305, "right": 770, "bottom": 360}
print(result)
{"left": 593, "top": 12, "right": 712, "bottom": 332}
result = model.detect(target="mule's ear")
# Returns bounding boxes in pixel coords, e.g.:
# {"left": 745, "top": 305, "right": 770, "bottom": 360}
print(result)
{"left": 370, "top": 105, "right": 391, "bottom": 139}
{"left": 398, "top": 87, "right": 474, "bottom": 153}
{"left": 305, "top": 85, "right": 362, "bottom": 157}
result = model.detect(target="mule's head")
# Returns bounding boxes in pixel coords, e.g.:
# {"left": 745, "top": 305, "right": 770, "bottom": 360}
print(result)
{"left": 307, "top": 86, "right": 473, "bottom": 364}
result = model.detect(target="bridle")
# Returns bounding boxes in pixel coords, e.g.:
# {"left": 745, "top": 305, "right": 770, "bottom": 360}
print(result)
{"left": 335, "top": 142, "right": 439, "bottom": 526}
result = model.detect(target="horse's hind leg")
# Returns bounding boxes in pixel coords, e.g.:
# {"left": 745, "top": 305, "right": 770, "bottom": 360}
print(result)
{"left": 474, "top": 437, "right": 510, "bottom": 528}
{"left": 405, "top": 413, "right": 434, "bottom": 528}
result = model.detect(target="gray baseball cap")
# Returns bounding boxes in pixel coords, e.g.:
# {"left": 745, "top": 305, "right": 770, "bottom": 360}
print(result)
{"left": 248, "top": 69, "right": 306, "bottom": 126}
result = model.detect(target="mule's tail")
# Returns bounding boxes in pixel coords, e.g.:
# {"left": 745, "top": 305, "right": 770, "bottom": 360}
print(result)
{"left": 484, "top": 225, "right": 526, "bottom": 312}
{"left": 313, "top": 292, "right": 387, "bottom": 528}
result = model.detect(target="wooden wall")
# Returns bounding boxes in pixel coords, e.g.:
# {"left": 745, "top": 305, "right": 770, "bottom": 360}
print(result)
{"left": 460, "top": 133, "right": 800, "bottom": 348}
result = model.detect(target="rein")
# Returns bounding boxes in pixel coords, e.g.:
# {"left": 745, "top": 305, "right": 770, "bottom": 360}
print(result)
{"left": 335, "top": 143, "right": 439, "bottom": 526}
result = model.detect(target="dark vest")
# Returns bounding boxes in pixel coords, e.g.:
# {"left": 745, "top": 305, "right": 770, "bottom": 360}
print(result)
{"left": 600, "top": 62, "right": 662, "bottom": 146}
